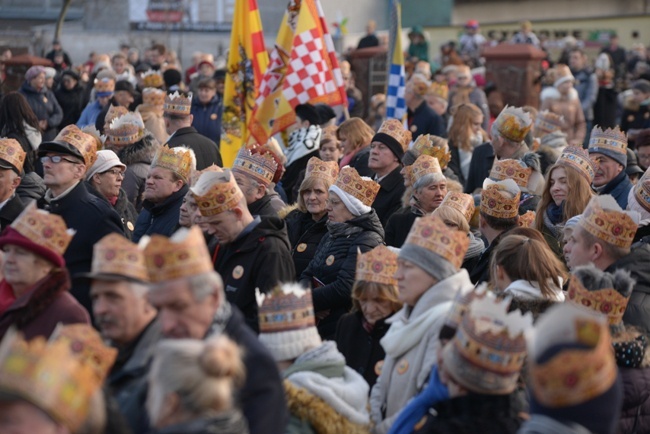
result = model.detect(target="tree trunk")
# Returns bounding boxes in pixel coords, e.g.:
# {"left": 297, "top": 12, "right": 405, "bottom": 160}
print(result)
{"left": 54, "top": 0, "right": 73, "bottom": 42}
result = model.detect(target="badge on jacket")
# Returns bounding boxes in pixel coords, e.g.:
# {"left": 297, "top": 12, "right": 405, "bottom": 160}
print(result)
{"left": 297, "top": 243, "right": 307, "bottom": 253}
{"left": 210, "top": 113, "right": 218, "bottom": 120}
{"left": 232, "top": 265, "right": 244, "bottom": 279}
{"left": 325, "top": 255, "right": 335, "bottom": 266}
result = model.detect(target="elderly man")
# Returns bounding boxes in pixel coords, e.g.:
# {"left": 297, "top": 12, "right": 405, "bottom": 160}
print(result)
{"left": 79, "top": 233, "right": 159, "bottom": 434}
{"left": 588, "top": 125, "right": 633, "bottom": 208}
{"left": 405, "top": 74, "right": 446, "bottom": 141}
{"left": 231, "top": 145, "right": 282, "bottom": 217}
{"left": 37, "top": 125, "right": 124, "bottom": 314}
{"left": 144, "top": 226, "right": 289, "bottom": 434}
{"left": 190, "top": 169, "right": 295, "bottom": 331}
{"left": 0, "top": 138, "right": 26, "bottom": 229}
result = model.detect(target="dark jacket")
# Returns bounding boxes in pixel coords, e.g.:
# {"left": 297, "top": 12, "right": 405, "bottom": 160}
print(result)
{"left": 0, "top": 194, "right": 26, "bottom": 230}
{"left": 190, "top": 95, "right": 222, "bottom": 145}
{"left": 152, "top": 412, "right": 248, "bottom": 434}
{"left": 54, "top": 83, "right": 85, "bottom": 128}
{"left": 166, "top": 126, "right": 223, "bottom": 169}
{"left": 86, "top": 182, "right": 138, "bottom": 240}
{"left": 448, "top": 143, "right": 466, "bottom": 186}
{"left": 618, "top": 367, "right": 650, "bottom": 434}
{"left": 385, "top": 206, "right": 418, "bottom": 248}
{"left": 350, "top": 146, "right": 374, "bottom": 178}
{"left": 464, "top": 141, "right": 493, "bottom": 194}
{"left": 132, "top": 184, "right": 189, "bottom": 243}
{"left": 116, "top": 133, "right": 160, "bottom": 212}
{"left": 214, "top": 217, "right": 295, "bottom": 332}
{"left": 19, "top": 82, "right": 63, "bottom": 141}
{"left": 469, "top": 228, "right": 514, "bottom": 285}
{"left": 282, "top": 150, "right": 319, "bottom": 204}
{"left": 3, "top": 131, "right": 37, "bottom": 174}
{"left": 335, "top": 311, "right": 390, "bottom": 389}
{"left": 608, "top": 243, "right": 650, "bottom": 334}
{"left": 300, "top": 210, "right": 384, "bottom": 339}
{"left": 372, "top": 166, "right": 406, "bottom": 227}
{"left": 248, "top": 193, "right": 278, "bottom": 218}
{"left": 16, "top": 172, "right": 46, "bottom": 203}
{"left": 0, "top": 270, "right": 90, "bottom": 340}
{"left": 285, "top": 209, "right": 328, "bottom": 280}
{"left": 597, "top": 170, "right": 633, "bottom": 209}
{"left": 407, "top": 101, "right": 446, "bottom": 141}
{"left": 37, "top": 181, "right": 125, "bottom": 313}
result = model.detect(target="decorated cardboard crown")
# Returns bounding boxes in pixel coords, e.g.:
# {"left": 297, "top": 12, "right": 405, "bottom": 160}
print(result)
{"left": 143, "top": 226, "right": 214, "bottom": 283}
{"left": 408, "top": 74, "right": 431, "bottom": 97}
{"left": 439, "top": 191, "right": 475, "bottom": 223}
{"left": 494, "top": 105, "right": 533, "bottom": 143}
{"left": 104, "top": 105, "right": 129, "bottom": 130}
{"left": 480, "top": 179, "right": 521, "bottom": 219}
{"left": 534, "top": 110, "right": 565, "bottom": 139}
{"left": 355, "top": 245, "right": 398, "bottom": 286}
{"left": 142, "top": 69, "right": 164, "bottom": 88}
{"left": 634, "top": 169, "right": 650, "bottom": 213}
{"left": 428, "top": 82, "right": 448, "bottom": 100}
{"left": 557, "top": 146, "right": 595, "bottom": 183}
{"left": 489, "top": 158, "right": 532, "bottom": 189}
{"left": 81, "top": 125, "right": 107, "bottom": 151}
{"left": 443, "top": 293, "right": 533, "bottom": 395}
{"left": 305, "top": 156, "right": 339, "bottom": 185}
{"left": 404, "top": 214, "right": 470, "bottom": 270}
{"left": 527, "top": 303, "right": 617, "bottom": 408}
{"left": 376, "top": 119, "right": 412, "bottom": 152}
{"left": 232, "top": 145, "right": 279, "bottom": 187}
{"left": 567, "top": 274, "right": 630, "bottom": 330}
{"left": 89, "top": 233, "right": 148, "bottom": 282}
{"left": 51, "top": 125, "right": 98, "bottom": 167}
{"left": 191, "top": 169, "right": 244, "bottom": 216}
{"left": 578, "top": 195, "right": 638, "bottom": 249}
{"left": 164, "top": 91, "right": 192, "bottom": 116}
{"left": 588, "top": 126, "right": 627, "bottom": 159}
{"left": 518, "top": 210, "right": 536, "bottom": 228}
{"left": 151, "top": 145, "right": 194, "bottom": 183}
{"left": 11, "top": 203, "right": 75, "bottom": 257}
{"left": 94, "top": 77, "right": 115, "bottom": 93}
{"left": 410, "top": 134, "right": 451, "bottom": 168}
{"left": 441, "top": 284, "right": 488, "bottom": 340}
{"left": 107, "top": 112, "right": 145, "bottom": 147}
{"left": 0, "top": 137, "right": 26, "bottom": 173}
{"left": 409, "top": 154, "right": 443, "bottom": 185}
{"left": 190, "top": 164, "right": 223, "bottom": 186}
{"left": 142, "top": 87, "right": 166, "bottom": 106}
{"left": 334, "top": 166, "right": 380, "bottom": 207}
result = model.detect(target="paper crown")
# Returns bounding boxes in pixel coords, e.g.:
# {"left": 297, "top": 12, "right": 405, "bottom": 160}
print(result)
{"left": 52, "top": 125, "right": 98, "bottom": 167}
{"left": 578, "top": 195, "right": 638, "bottom": 249}
{"left": 444, "top": 293, "right": 533, "bottom": 395}
{"left": 494, "top": 105, "right": 533, "bottom": 143}
{"left": 557, "top": 146, "right": 595, "bottom": 183}
{"left": 428, "top": 82, "right": 448, "bottom": 100}
{"left": 0, "top": 327, "right": 116, "bottom": 432}
{"left": 81, "top": 125, "right": 107, "bottom": 151}
{"left": 0, "top": 137, "right": 26, "bottom": 173}
{"left": 142, "top": 69, "right": 164, "bottom": 88}
{"left": 107, "top": 112, "right": 145, "bottom": 146}
{"left": 439, "top": 191, "right": 475, "bottom": 223}
{"left": 404, "top": 214, "right": 470, "bottom": 270}
{"left": 409, "top": 154, "right": 443, "bottom": 185}
{"left": 480, "top": 179, "right": 521, "bottom": 219}
{"left": 142, "top": 87, "right": 166, "bottom": 106}
{"left": 232, "top": 146, "right": 279, "bottom": 187}
{"left": 441, "top": 285, "right": 488, "bottom": 339}
{"left": 143, "top": 226, "right": 214, "bottom": 283}
{"left": 355, "top": 245, "right": 398, "bottom": 286}
{"left": 104, "top": 105, "right": 129, "bottom": 130}
{"left": 151, "top": 145, "right": 194, "bottom": 183}
{"left": 411, "top": 134, "right": 451, "bottom": 168}
{"left": 518, "top": 210, "right": 536, "bottom": 228}
{"left": 634, "top": 170, "right": 650, "bottom": 213}
{"left": 191, "top": 169, "right": 244, "bottom": 217}
{"left": 334, "top": 166, "right": 380, "bottom": 207}
{"left": 164, "top": 91, "right": 192, "bottom": 116}
{"left": 89, "top": 233, "right": 148, "bottom": 282}
{"left": 489, "top": 159, "right": 532, "bottom": 189}
{"left": 377, "top": 119, "right": 412, "bottom": 152}
{"left": 190, "top": 164, "right": 223, "bottom": 186}
{"left": 534, "top": 110, "right": 565, "bottom": 138}
{"left": 94, "top": 77, "right": 115, "bottom": 94}
{"left": 588, "top": 126, "right": 627, "bottom": 157}
{"left": 567, "top": 274, "right": 629, "bottom": 329}
{"left": 527, "top": 303, "right": 617, "bottom": 408}
{"left": 10, "top": 203, "right": 75, "bottom": 258}
{"left": 305, "top": 156, "right": 339, "bottom": 185}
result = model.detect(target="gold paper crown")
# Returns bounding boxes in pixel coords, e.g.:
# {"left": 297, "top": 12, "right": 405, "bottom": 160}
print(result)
{"left": 534, "top": 110, "right": 565, "bottom": 138}
{"left": 634, "top": 170, "right": 650, "bottom": 213}
{"left": 428, "top": 82, "right": 448, "bottom": 100}
{"left": 490, "top": 159, "right": 532, "bottom": 189}
{"left": 107, "top": 112, "right": 145, "bottom": 146}
{"left": 11, "top": 203, "right": 75, "bottom": 256}
{"left": 321, "top": 124, "right": 338, "bottom": 141}
{"left": 94, "top": 77, "right": 115, "bottom": 93}
{"left": 578, "top": 195, "right": 637, "bottom": 249}
{"left": 53, "top": 125, "right": 98, "bottom": 167}
{"left": 567, "top": 275, "right": 629, "bottom": 327}
{"left": 404, "top": 214, "right": 470, "bottom": 269}
{"left": 410, "top": 154, "right": 443, "bottom": 185}
{"left": 494, "top": 105, "right": 533, "bottom": 143}
{"left": 142, "top": 69, "right": 164, "bottom": 88}
{"left": 480, "top": 179, "right": 521, "bottom": 219}
{"left": 305, "top": 156, "right": 339, "bottom": 185}
{"left": 104, "top": 105, "right": 129, "bottom": 130}
{"left": 143, "top": 226, "right": 214, "bottom": 283}
{"left": 445, "top": 294, "right": 532, "bottom": 394}
{"left": 91, "top": 233, "right": 148, "bottom": 282}
{"left": 191, "top": 169, "right": 244, "bottom": 216}
{"left": 334, "top": 166, "right": 380, "bottom": 207}
{"left": 81, "top": 125, "right": 107, "bottom": 151}
{"left": 439, "top": 191, "right": 475, "bottom": 223}
{"left": 151, "top": 145, "right": 194, "bottom": 182}
{"left": 164, "top": 91, "right": 192, "bottom": 116}
{"left": 142, "top": 87, "right": 166, "bottom": 106}
{"left": 442, "top": 285, "right": 488, "bottom": 334}
{"left": 518, "top": 210, "right": 536, "bottom": 228}
{"left": 256, "top": 285, "right": 316, "bottom": 334}
{"left": 232, "top": 146, "right": 279, "bottom": 187}
{"left": 190, "top": 164, "right": 223, "bottom": 186}
{"left": 588, "top": 125, "right": 628, "bottom": 157}
{"left": 355, "top": 245, "right": 398, "bottom": 286}
{"left": 377, "top": 119, "right": 412, "bottom": 152}
{"left": 0, "top": 137, "right": 26, "bottom": 172}
{"left": 528, "top": 303, "right": 617, "bottom": 408}
{"left": 557, "top": 146, "right": 595, "bottom": 182}
{"left": 411, "top": 134, "right": 451, "bottom": 169}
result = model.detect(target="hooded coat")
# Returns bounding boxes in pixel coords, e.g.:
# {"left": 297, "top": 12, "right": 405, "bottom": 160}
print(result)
{"left": 608, "top": 243, "right": 650, "bottom": 335}
{"left": 285, "top": 209, "right": 328, "bottom": 280}
{"left": 19, "top": 81, "right": 63, "bottom": 141}
{"left": 132, "top": 184, "right": 189, "bottom": 243}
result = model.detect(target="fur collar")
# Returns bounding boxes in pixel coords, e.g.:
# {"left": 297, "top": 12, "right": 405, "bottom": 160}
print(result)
{"left": 540, "top": 86, "right": 579, "bottom": 102}
{"left": 112, "top": 133, "right": 161, "bottom": 166}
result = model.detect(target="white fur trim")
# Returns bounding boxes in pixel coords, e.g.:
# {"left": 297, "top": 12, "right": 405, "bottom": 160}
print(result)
{"left": 329, "top": 184, "right": 371, "bottom": 216}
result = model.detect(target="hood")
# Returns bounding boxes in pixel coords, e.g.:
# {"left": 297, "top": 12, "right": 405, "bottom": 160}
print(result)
{"left": 115, "top": 132, "right": 160, "bottom": 165}
{"left": 241, "top": 216, "right": 291, "bottom": 251}
{"left": 20, "top": 82, "right": 43, "bottom": 95}
{"left": 347, "top": 209, "right": 385, "bottom": 239}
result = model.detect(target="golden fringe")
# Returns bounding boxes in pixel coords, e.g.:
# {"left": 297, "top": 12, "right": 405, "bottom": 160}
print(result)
{"left": 278, "top": 203, "right": 299, "bottom": 220}
{"left": 284, "top": 380, "right": 370, "bottom": 434}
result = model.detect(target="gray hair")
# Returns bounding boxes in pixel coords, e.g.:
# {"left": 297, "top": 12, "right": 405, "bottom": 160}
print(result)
{"left": 413, "top": 173, "right": 446, "bottom": 192}
{"left": 188, "top": 271, "right": 224, "bottom": 301}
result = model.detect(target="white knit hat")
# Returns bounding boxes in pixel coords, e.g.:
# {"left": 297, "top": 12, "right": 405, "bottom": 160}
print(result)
{"left": 86, "top": 150, "right": 126, "bottom": 180}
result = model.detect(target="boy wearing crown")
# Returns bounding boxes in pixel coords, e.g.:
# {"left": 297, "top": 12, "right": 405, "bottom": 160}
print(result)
{"left": 588, "top": 125, "right": 633, "bottom": 208}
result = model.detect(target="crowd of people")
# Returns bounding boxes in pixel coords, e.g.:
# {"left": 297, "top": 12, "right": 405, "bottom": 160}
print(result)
{"left": 0, "top": 21, "right": 649, "bottom": 434}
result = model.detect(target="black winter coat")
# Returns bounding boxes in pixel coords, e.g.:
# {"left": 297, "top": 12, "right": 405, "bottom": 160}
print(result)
{"left": 54, "top": 84, "right": 85, "bottom": 128}
{"left": 300, "top": 210, "right": 384, "bottom": 339}
{"left": 248, "top": 193, "right": 278, "bottom": 218}
{"left": 86, "top": 182, "right": 139, "bottom": 240}
{"left": 19, "top": 82, "right": 63, "bottom": 141}
{"left": 285, "top": 209, "right": 328, "bottom": 280}
{"left": 385, "top": 207, "right": 418, "bottom": 248}
{"left": 190, "top": 95, "right": 222, "bottom": 145}
{"left": 609, "top": 243, "right": 650, "bottom": 335}
{"left": 282, "top": 150, "right": 319, "bottom": 204}
{"left": 166, "top": 126, "right": 222, "bottom": 169}
{"left": 350, "top": 146, "right": 374, "bottom": 178}
{"left": 335, "top": 311, "right": 390, "bottom": 389}
{"left": 372, "top": 166, "right": 406, "bottom": 227}
{"left": 469, "top": 228, "right": 514, "bottom": 285}
{"left": 618, "top": 367, "right": 650, "bottom": 434}
{"left": 407, "top": 100, "right": 446, "bottom": 141}
{"left": 132, "top": 184, "right": 189, "bottom": 243}
{"left": 0, "top": 194, "right": 26, "bottom": 230}
{"left": 464, "top": 141, "right": 493, "bottom": 194}
{"left": 215, "top": 217, "right": 295, "bottom": 332}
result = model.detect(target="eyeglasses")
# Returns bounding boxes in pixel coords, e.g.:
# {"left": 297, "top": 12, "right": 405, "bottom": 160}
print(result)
{"left": 40, "top": 155, "right": 79, "bottom": 164}
{"left": 102, "top": 168, "right": 125, "bottom": 178}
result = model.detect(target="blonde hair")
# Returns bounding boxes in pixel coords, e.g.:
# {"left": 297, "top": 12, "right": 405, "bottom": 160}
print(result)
{"left": 448, "top": 103, "right": 487, "bottom": 152}
{"left": 433, "top": 205, "right": 470, "bottom": 233}
{"left": 351, "top": 281, "right": 402, "bottom": 314}
{"left": 297, "top": 176, "right": 332, "bottom": 214}
{"left": 337, "top": 118, "right": 375, "bottom": 152}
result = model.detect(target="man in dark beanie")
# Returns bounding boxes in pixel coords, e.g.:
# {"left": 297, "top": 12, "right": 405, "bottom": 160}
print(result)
{"left": 163, "top": 68, "right": 183, "bottom": 92}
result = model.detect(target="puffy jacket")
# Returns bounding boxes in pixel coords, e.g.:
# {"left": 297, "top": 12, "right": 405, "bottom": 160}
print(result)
{"left": 609, "top": 243, "right": 650, "bottom": 334}
{"left": 618, "top": 367, "right": 650, "bottom": 434}
{"left": 132, "top": 184, "right": 189, "bottom": 242}
{"left": 300, "top": 210, "right": 384, "bottom": 338}
{"left": 285, "top": 209, "right": 328, "bottom": 279}
{"left": 190, "top": 95, "right": 222, "bottom": 144}
{"left": 19, "top": 82, "right": 63, "bottom": 141}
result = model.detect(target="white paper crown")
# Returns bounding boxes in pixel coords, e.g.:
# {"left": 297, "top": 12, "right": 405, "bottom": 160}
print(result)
{"left": 469, "top": 294, "right": 533, "bottom": 339}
